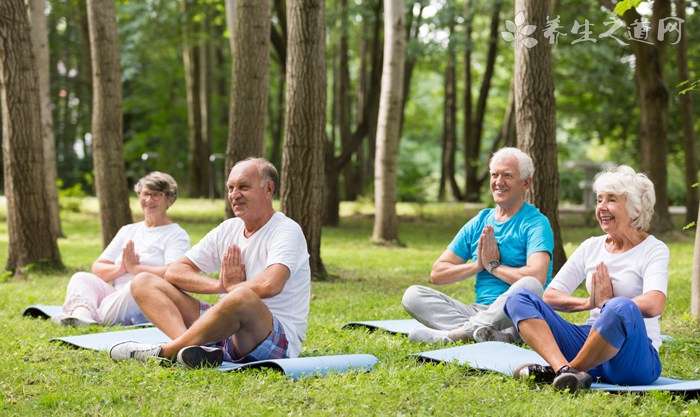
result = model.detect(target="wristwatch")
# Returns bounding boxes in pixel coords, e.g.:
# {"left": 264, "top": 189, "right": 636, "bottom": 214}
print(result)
{"left": 485, "top": 260, "right": 500, "bottom": 274}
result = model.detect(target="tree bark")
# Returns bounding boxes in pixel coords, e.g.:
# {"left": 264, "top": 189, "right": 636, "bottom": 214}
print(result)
{"left": 513, "top": 0, "right": 566, "bottom": 273}
{"left": 86, "top": 0, "right": 132, "bottom": 248}
{"left": 372, "top": 0, "right": 405, "bottom": 244}
{"left": 440, "top": 4, "right": 461, "bottom": 201}
{"left": 0, "top": 0, "right": 63, "bottom": 272}
{"left": 29, "top": 0, "right": 63, "bottom": 239}
{"left": 397, "top": 0, "right": 425, "bottom": 139}
{"left": 465, "top": 0, "right": 501, "bottom": 202}
{"left": 225, "top": 0, "right": 271, "bottom": 217}
{"left": 676, "top": 0, "right": 698, "bottom": 225}
{"left": 281, "top": 0, "right": 327, "bottom": 280}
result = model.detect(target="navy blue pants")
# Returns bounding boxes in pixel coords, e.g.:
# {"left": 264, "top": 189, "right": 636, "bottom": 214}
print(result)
{"left": 504, "top": 289, "right": 661, "bottom": 385}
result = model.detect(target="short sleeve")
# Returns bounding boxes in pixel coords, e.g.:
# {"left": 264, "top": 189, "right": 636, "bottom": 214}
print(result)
{"left": 642, "top": 241, "right": 670, "bottom": 295}
{"left": 163, "top": 227, "right": 191, "bottom": 264}
{"left": 447, "top": 212, "right": 485, "bottom": 261}
{"left": 525, "top": 216, "right": 554, "bottom": 259}
{"left": 547, "top": 239, "right": 589, "bottom": 295}
{"left": 185, "top": 225, "right": 223, "bottom": 274}
{"left": 98, "top": 225, "right": 131, "bottom": 262}
{"left": 266, "top": 222, "right": 308, "bottom": 275}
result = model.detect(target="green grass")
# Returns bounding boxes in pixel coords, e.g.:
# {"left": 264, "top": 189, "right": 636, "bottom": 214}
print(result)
{"left": 1, "top": 199, "right": 699, "bottom": 416}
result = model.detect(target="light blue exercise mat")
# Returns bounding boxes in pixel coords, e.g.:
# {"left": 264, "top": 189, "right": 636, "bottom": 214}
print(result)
{"left": 52, "top": 327, "right": 378, "bottom": 379}
{"left": 343, "top": 319, "right": 428, "bottom": 334}
{"left": 415, "top": 342, "right": 700, "bottom": 394}
{"left": 23, "top": 304, "right": 64, "bottom": 320}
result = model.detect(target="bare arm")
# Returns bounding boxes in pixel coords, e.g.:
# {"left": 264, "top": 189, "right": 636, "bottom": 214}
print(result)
{"left": 633, "top": 290, "right": 665, "bottom": 318}
{"left": 490, "top": 252, "right": 551, "bottom": 285}
{"left": 91, "top": 259, "right": 125, "bottom": 282}
{"left": 225, "top": 263, "right": 290, "bottom": 298}
{"left": 543, "top": 287, "right": 592, "bottom": 312}
{"left": 429, "top": 249, "right": 481, "bottom": 285}
{"left": 164, "top": 257, "right": 223, "bottom": 294}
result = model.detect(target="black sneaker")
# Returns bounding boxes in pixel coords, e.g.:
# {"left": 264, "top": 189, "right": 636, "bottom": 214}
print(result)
{"left": 513, "top": 363, "right": 556, "bottom": 384}
{"left": 176, "top": 345, "right": 224, "bottom": 368}
{"left": 552, "top": 365, "right": 592, "bottom": 392}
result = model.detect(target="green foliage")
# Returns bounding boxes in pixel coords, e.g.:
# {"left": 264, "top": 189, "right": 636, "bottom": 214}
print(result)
{"left": 1, "top": 200, "right": 699, "bottom": 415}
{"left": 613, "top": 0, "right": 643, "bottom": 16}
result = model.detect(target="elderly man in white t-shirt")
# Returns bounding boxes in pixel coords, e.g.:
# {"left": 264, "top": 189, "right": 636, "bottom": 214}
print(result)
{"left": 110, "top": 158, "right": 311, "bottom": 368}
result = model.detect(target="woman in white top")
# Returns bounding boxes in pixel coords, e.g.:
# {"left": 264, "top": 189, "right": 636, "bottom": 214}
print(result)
{"left": 56, "top": 172, "right": 190, "bottom": 326}
{"left": 505, "top": 166, "right": 670, "bottom": 392}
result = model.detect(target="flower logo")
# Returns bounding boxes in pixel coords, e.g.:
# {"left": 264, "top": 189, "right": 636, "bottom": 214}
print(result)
{"left": 501, "top": 11, "right": 538, "bottom": 48}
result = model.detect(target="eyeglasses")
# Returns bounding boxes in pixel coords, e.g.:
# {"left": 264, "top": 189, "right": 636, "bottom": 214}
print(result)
{"left": 139, "top": 191, "right": 165, "bottom": 200}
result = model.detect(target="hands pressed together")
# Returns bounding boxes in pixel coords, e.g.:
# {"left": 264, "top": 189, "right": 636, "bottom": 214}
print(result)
{"left": 477, "top": 225, "right": 500, "bottom": 271}
{"left": 121, "top": 240, "right": 140, "bottom": 274}
{"left": 589, "top": 262, "right": 614, "bottom": 309}
{"left": 219, "top": 245, "right": 246, "bottom": 293}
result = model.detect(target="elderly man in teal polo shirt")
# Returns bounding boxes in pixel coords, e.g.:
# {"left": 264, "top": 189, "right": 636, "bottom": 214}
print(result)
{"left": 402, "top": 147, "right": 554, "bottom": 343}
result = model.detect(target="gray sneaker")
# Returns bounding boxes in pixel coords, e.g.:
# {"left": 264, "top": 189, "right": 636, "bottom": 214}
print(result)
{"left": 109, "top": 341, "right": 164, "bottom": 363}
{"left": 552, "top": 366, "right": 593, "bottom": 392}
{"left": 473, "top": 326, "right": 516, "bottom": 343}
{"left": 176, "top": 345, "right": 224, "bottom": 368}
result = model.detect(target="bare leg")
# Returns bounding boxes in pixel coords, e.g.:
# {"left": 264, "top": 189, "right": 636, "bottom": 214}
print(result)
{"left": 131, "top": 272, "right": 201, "bottom": 339}
{"left": 569, "top": 330, "right": 619, "bottom": 371}
{"left": 159, "top": 287, "right": 273, "bottom": 359}
{"left": 517, "top": 318, "right": 568, "bottom": 371}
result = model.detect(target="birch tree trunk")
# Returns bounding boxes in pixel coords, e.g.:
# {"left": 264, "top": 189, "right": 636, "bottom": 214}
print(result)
{"left": 372, "top": 0, "right": 405, "bottom": 244}
{"left": 280, "top": 0, "right": 327, "bottom": 279}
{"left": 0, "top": 0, "right": 62, "bottom": 272}
{"left": 86, "top": 0, "right": 132, "bottom": 248}
{"left": 513, "top": 0, "right": 566, "bottom": 272}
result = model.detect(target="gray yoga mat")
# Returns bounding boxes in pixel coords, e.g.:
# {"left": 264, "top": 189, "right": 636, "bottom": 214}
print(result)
{"left": 23, "top": 304, "right": 64, "bottom": 320}
{"left": 415, "top": 342, "right": 700, "bottom": 394}
{"left": 53, "top": 327, "right": 378, "bottom": 379}
{"left": 342, "top": 319, "right": 428, "bottom": 334}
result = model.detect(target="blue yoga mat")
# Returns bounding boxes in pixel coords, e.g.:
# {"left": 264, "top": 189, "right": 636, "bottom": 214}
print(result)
{"left": 416, "top": 342, "right": 700, "bottom": 393}
{"left": 53, "top": 327, "right": 378, "bottom": 379}
{"left": 343, "top": 319, "right": 428, "bottom": 334}
{"left": 23, "top": 304, "right": 63, "bottom": 320}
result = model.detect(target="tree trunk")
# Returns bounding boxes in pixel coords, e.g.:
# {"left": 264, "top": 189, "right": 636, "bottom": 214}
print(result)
{"left": 86, "top": 0, "right": 132, "bottom": 248}
{"left": 372, "top": 0, "right": 405, "bottom": 244}
{"left": 338, "top": 0, "right": 354, "bottom": 203}
{"left": 397, "top": 0, "right": 424, "bottom": 139}
{"left": 29, "top": 0, "right": 63, "bottom": 239}
{"left": 513, "top": 0, "right": 566, "bottom": 273}
{"left": 281, "top": 0, "right": 327, "bottom": 280}
{"left": 676, "top": 0, "right": 698, "bottom": 225}
{"left": 225, "top": 0, "right": 271, "bottom": 218}
{"left": 465, "top": 0, "right": 501, "bottom": 202}
{"left": 0, "top": 0, "right": 63, "bottom": 272}
{"left": 442, "top": 4, "right": 461, "bottom": 201}
{"left": 462, "top": 0, "right": 475, "bottom": 201}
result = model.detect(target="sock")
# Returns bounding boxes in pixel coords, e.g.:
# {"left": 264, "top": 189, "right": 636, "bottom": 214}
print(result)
{"left": 408, "top": 327, "right": 453, "bottom": 343}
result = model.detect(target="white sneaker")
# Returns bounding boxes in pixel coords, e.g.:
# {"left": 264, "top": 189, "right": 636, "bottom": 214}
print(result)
{"left": 176, "top": 345, "right": 224, "bottom": 368}
{"left": 109, "top": 341, "right": 164, "bottom": 363}
{"left": 52, "top": 313, "right": 98, "bottom": 327}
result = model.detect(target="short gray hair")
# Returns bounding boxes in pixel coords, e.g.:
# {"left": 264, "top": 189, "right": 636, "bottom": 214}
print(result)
{"left": 489, "top": 147, "right": 535, "bottom": 180}
{"left": 233, "top": 157, "right": 278, "bottom": 190}
{"left": 134, "top": 171, "right": 178, "bottom": 203}
{"left": 593, "top": 165, "right": 656, "bottom": 231}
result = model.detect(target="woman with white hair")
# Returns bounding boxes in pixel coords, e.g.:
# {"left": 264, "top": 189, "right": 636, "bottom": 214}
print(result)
{"left": 505, "top": 165, "right": 669, "bottom": 392}
{"left": 55, "top": 172, "right": 190, "bottom": 326}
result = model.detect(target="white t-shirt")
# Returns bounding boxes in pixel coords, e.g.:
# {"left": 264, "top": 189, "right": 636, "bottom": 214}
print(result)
{"left": 548, "top": 235, "right": 669, "bottom": 350}
{"left": 99, "top": 222, "right": 191, "bottom": 289}
{"left": 185, "top": 212, "right": 311, "bottom": 358}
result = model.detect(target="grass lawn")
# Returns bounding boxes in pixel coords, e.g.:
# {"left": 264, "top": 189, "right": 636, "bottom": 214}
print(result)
{"left": 0, "top": 198, "right": 699, "bottom": 416}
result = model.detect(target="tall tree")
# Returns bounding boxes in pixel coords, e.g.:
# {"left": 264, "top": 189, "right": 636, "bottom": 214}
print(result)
{"left": 225, "top": 0, "right": 271, "bottom": 217}
{"left": 676, "top": 0, "right": 698, "bottom": 225}
{"left": 281, "top": 0, "right": 327, "bottom": 279}
{"left": 0, "top": 0, "right": 63, "bottom": 271}
{"left": 601, "top": 0, "right": 673, "bottom": 233}
{"left": 86, "top": 0, "right": 132, "bottom": 247}
{"left": 372, "top": 0, "right": 405, "bottom": 244}
{"left": 513, "top": 0, "right": 566, "bottom": 272}
{"left": 182, "top": 0, "right": 211, "bottom": 198}
{"left": 28, "top": 0, "right": 63, "bottom": 239}
{"left": 464, "top": 0, "right": 502, "bottom": 202}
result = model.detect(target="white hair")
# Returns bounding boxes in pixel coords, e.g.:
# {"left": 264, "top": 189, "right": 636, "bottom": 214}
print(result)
{"left": 489, "top": 147, "right": 534, "bottom": 180}
{"left": 592, "top": 165, "right": 656, "bottom": 231}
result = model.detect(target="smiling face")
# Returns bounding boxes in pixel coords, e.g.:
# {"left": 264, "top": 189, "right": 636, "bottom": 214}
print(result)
{"left": 489, "top": 156, "right": 529, "bottom": 209}
{"left": 226, "top": 161, "right": 274, "bottom": 222}
{"left": 596, "top": 192, "right": 633, "bottom": 235}
{"left": 138, "top": 187, "right": 170, "bottom": 217}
